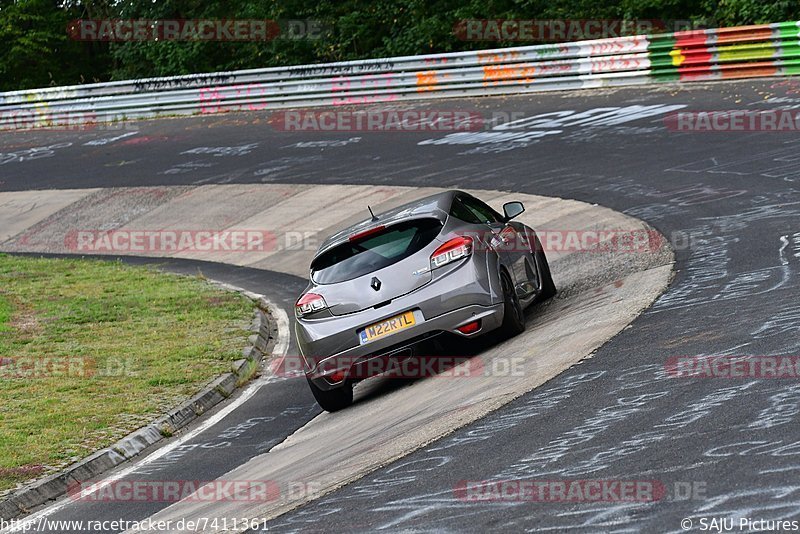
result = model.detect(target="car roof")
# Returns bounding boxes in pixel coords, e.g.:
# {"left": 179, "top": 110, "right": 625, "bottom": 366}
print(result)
{"left": 315, "top": 190, "right": 460, "bottom": 258}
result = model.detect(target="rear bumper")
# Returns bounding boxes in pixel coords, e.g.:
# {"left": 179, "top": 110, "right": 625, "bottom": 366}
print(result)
{"left": 304, "top": 301, "right": 503, "bottom": 391}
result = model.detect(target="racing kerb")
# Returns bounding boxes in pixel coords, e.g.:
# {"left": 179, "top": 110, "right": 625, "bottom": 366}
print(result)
{"left": 2, "top": 20, "right": 800, "bottom": 129}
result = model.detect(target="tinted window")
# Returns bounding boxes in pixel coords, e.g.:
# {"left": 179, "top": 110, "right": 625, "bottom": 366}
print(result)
{"left": 450, "top": 195, "right": 502, "bottom": 224}
{"left": 460, "top": 195, "right": 502, "bottom": 224}
{"left": 311, "top": 218, "right": 443, "bottom": 284}
{"left": 449, "top": 197, "right": 482, "bottom": 224}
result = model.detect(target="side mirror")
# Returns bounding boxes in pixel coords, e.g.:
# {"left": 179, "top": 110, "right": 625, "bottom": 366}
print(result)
{"left": 503, "top": 201, "right": 524, "bottom": 221}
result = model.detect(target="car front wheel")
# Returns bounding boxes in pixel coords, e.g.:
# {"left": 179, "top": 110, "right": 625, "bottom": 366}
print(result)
{"left": 498, "top": 270, "right": 525, "bottom": 339}
{"left": 532, "top": 234, "right": 557, "bottom": 301}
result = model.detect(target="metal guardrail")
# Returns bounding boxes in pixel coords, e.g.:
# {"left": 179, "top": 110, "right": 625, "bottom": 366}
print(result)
{"left": 2, "top": 20, "right": 799, "bottom": 129}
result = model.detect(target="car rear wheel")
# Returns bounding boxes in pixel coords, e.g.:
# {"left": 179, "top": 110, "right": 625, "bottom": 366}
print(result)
{"left": 306, "top": 377, "right": 353, "bottom": 412}
{"left": 498, "top": 271, "right": 525, "bottom": 338}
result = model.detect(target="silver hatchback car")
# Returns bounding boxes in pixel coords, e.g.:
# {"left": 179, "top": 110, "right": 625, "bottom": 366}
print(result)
{"left": 295, "top": 190, "right": 556, "bottom": 411}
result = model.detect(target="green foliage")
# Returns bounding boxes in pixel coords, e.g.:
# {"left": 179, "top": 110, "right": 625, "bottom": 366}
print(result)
{"left": 0, "top": 0, "right": 111, "bottom": 90}
{"left": 1, "top": 0, "right": 799, "bottom": 91}
{"left": 701, "top": 0, "right": 798, "bottom": 26}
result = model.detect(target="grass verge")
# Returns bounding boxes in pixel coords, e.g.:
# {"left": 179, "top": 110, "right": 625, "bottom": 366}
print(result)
{"left": 0, "top": 254, "right": 254, "bottom": 494}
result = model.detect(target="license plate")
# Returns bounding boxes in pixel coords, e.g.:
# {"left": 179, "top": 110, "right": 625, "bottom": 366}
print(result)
{"left": 359, "top": 311, "right": 416, "bottom": 345}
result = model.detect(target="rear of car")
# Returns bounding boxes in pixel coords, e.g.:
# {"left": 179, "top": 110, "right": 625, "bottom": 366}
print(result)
{"left": 294, "top": 190, "right": 555, "bottom": 411}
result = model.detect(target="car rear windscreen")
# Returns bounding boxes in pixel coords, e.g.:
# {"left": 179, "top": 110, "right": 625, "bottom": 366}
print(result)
{"left": 311, "top": 218, "right": 443, "bottom": 284}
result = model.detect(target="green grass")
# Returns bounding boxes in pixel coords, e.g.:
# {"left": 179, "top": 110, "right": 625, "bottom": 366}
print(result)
{"left": 0, "top": 294, "right": 11, "bottom": 333}
{"left": 0, "top": 254, "right": 254, "bottom": 493}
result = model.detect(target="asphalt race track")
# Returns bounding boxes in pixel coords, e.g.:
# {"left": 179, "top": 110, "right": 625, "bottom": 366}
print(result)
{"left": 2, "top": 77, "right": 800, "bottom": 532}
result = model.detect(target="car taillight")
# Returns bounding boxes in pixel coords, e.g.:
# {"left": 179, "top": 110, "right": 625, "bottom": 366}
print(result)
{"left": 295, "top": 292, "right": 328, "bottom": 318}
{"left": 431, "top": 236, "right": 473, "bottom": 270}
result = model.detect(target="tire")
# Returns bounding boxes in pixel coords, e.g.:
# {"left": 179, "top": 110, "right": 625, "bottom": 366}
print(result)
{"left": 498, "top": 270, "right": 525, "bottom": 339}
{"left": 532, "top": 235, "right": 557, "bottom": 301}
{"left": 306, "top": 377, "right": 353, "bottom": 412}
